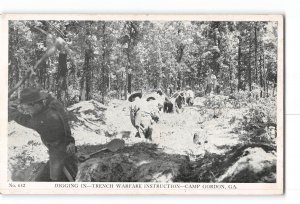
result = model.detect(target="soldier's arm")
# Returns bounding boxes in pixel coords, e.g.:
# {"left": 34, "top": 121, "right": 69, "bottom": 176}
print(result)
{"left": 8, "top": 103, "right": 32, "bottom": 128}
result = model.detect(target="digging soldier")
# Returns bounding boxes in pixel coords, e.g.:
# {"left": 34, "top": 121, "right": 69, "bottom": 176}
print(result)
{"left": 8, "top": 87, "right": 76, "bottom": 181}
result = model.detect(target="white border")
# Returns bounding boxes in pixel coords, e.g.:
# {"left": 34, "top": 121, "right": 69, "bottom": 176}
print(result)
{"left": 0, "top": 14, "right": 284, "bottom": 195}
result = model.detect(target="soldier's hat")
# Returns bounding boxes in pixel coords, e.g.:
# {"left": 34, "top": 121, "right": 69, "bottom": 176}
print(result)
{"left": 146, "top": 96, "right": 156, "bottom": 101}
{"left": 128, "top": 92, "right": 142, "bottom": 102}
{"left": 19, "top": 87, "right": 48, "bottom": 104}
{"left": 156, "top": 89, "right": 163, "bottom": 96}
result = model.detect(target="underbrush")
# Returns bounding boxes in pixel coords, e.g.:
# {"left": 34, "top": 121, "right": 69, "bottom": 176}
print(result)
{"left": 233, "top": 96, "right": 277, "bottom": 145}
{"left": 201, "top": 90, "right": 277, "bottom": 146}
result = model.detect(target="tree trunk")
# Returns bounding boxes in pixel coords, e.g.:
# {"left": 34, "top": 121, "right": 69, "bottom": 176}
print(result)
{"left": 83, "top": 50, "right": 92, "bottom": 100}
{"left": 128, "top": 72, "right": 132, "bottom": 94}
{"left": 262, "top": 47, "right": 267, "bottom": 97}
{"left": 259, "top": 55, "right": 263, "bottom": 97}
{"left": 108, "top": 72, "right": 111, "bottom": 92}
{"left": 124, "top": 69, "right": 128, "bottom": 100}
{"left": 101, "top": 50, "right": 106, "bottom": 103}
{"left": 126, "top": 42, "right": 132, "bottom": 96}
{"left": 80, "top": 78, "right": 86, "bottom": 101}
{"left": 229, "top": 59, "right": 233, "bottom": 93}
{"left": 196, "top": 59, "right": 200, "bottom": 88}
{"left": 254, "top": 23, "right": 258, "bottom": 85}
{"left": 266, "top": 77, "right": 269, "bottom": 97}
{"left": 157, "top": 50, "right": 163, "bottom": 89}
{"left": 15, "top": 29, "right": 20, "bottom": 96}
{"left": 177, "top": 72, "right": 182, "bottom": 91}
{"left": 248, "top": 38, "right": 252, "bottom": 91}
{"left": 57, "top": 53, "right": 68, "bottom": 105}
{"left": 101, "top": 22, "right": 108, "bottom": 103}
{"left": 237, "top": 37, "right": 242, "bottom": 92}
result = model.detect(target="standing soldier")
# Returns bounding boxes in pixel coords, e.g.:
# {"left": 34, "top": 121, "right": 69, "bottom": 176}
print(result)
{"left": 8, "top": 87, "right": 76, "bottom": 181}
{"left": 185, "top": 86, "right": 195, "bottom": 106}
{"left": 205, "top": 69, "right": 217, "bottom": 95}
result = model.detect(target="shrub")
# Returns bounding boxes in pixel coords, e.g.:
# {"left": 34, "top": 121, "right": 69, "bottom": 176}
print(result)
{"left": 203, "top": 94, "right": 227, "bottom": 109}
{"left": 236, "top": 96, "right": 277, "bottom": 144}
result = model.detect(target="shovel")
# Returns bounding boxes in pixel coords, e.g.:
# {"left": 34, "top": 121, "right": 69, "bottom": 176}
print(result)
{"left": 77, "top": 138, "right": 125, "bottom": 162}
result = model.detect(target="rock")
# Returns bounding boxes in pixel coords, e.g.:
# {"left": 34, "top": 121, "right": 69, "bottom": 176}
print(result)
{"left": 193, "top": 133, "right": 208, "bottom": 145}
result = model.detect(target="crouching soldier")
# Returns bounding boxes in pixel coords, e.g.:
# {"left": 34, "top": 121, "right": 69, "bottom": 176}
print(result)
{"left": 8, "top": 87, "right": 76, "bottom": 181}
{"left": 129, "top": 93, "right": 157, "bottom": 140}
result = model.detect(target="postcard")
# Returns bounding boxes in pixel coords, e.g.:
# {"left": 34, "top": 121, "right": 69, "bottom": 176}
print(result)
{"left": 0, "top": 14, "right": 284, "bottom": 195}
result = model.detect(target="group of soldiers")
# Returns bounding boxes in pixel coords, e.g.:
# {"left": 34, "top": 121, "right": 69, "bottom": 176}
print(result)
{"left": 128, "top": 86, "right": 196, "bottom": 141}
{"left": 8, "top": 72, "right": 218, "bottom": 182}
{"left": 128, "top": 70, "right": 223, "bottom": 143}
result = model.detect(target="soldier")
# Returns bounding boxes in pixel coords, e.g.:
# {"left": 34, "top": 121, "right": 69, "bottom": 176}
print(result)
{"left": 205, "top": 69, "right": 218, "bottom": 95}
{"left": 163, "top": 97, "right": 174, "bottom": 113}
{"left": 129, "top": 93, "right": 158, "bottom": 140}
{"left": 174, "top": 92, "right": 185, "bottom": 112}
{"left": 185, "top": 86, "right": 195, "bottom": 106}
{"left": 167, "top": 85, "right": 173, "bottom": 97}
{"left": 8, "top": 87, "right": 76, "bottom": 181}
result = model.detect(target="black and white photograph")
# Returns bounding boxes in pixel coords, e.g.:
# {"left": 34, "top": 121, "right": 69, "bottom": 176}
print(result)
{"left": 1, "top": 14, "right": 283, "bottom": 195}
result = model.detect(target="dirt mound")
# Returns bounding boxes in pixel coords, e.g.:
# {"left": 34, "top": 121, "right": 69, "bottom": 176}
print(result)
{"left": 68, "top": 100, "right": 110, "bottom": 145}
{"left": 187, "top": 143, "right": 276, "bottom": 183}
{"left": 216, "top": 146, "right": 276, "bottom": 183}
{"left": 76, "top": 143, "right": 190, "bottom": 182}
{"left": 68, "top": 99, "right": 107, "bottom": 127}
{"left": 76, "top": 142, "right": 276, "bottom": 183}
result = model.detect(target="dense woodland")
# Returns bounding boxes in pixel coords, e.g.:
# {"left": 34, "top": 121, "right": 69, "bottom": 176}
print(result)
{"left": 8, "top": 20, "right": 278, "bottom": 105}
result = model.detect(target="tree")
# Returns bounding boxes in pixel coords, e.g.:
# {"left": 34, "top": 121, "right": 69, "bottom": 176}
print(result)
{"left": 8, "top": 20, "right": 278, "bottom": 104}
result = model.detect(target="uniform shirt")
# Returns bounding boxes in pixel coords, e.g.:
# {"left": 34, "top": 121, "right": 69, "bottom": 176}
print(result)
{"left": 129, "top": 98, "right": 160, "bottom": 128}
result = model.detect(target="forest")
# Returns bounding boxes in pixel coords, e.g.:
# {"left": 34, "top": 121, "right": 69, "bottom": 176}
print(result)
{"left": 8, "top": 20, "right": 278, "bottom": 183}
{"left": 8, "top": 20, "right": 277, "bottom": 104}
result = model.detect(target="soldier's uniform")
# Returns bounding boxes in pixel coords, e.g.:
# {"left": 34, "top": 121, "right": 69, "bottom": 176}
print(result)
{"left": 186, "top": 89, "right": 195, "bottom": 106}
{"left": 205, "top": 73, "right": 217, "bottom": 95}
{"left": 129, "top": 97, "right": 159, "bottom": 140}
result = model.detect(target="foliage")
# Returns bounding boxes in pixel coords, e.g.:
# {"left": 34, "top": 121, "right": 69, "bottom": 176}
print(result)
{"left": 234, "top": 96, "right": 277, "bottom": 144}
{"left": 203, "top": 94, "right": 227, "bottom": 109}
{"left": 9, "top": 20, "right": 278, "bottom": 105}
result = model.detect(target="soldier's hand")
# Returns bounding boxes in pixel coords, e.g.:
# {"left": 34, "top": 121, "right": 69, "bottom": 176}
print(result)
{"left": 8, "top": 100, "right": 18, "bottom": 109}
{"left": 66, "top": 143, "right": 76, "bottom": 155}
